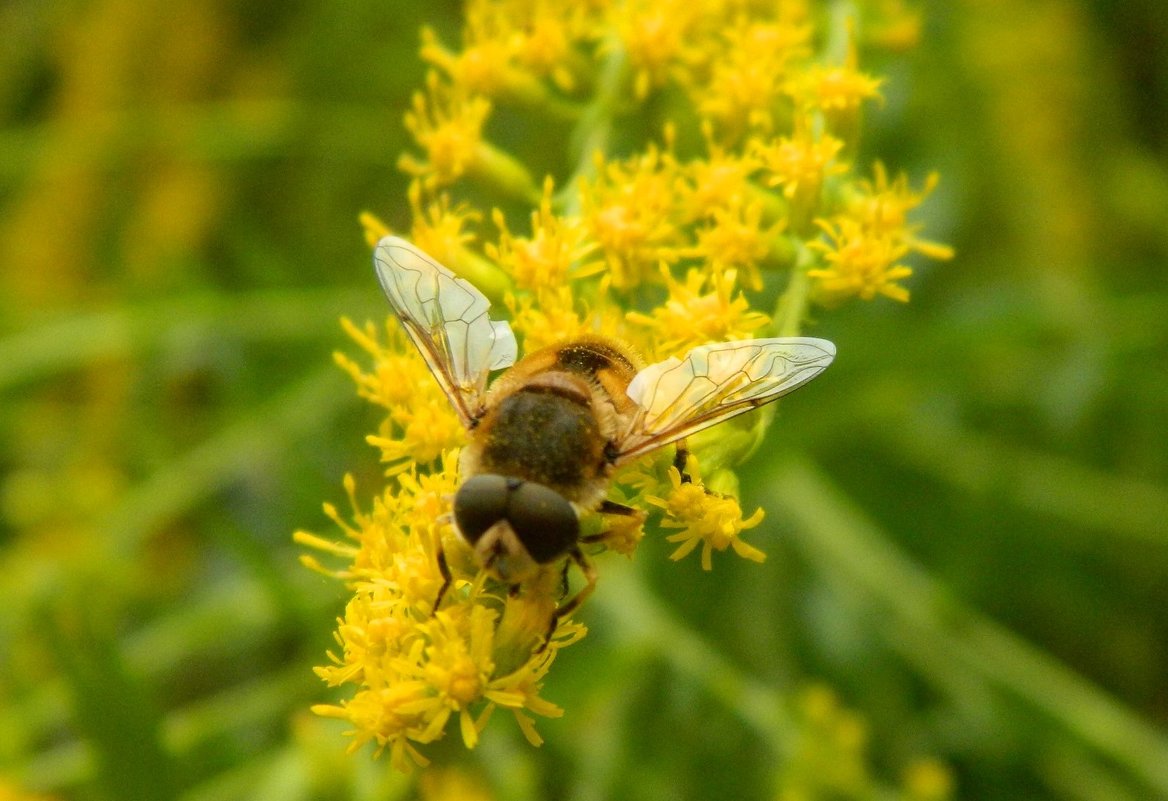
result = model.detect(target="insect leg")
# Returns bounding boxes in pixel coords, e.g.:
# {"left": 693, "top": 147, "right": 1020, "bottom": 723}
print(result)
{"left": 596, "top": 499, "right": 639, "bottom": 517}
{"left": 673, "top": 439, "right": 693, "bottom": 484}
{"left": 432, "top": 544, "right": 453, "bottom": 615}
{"left": 536, "top": 548, "right": 597, "bottom": 653}
{"left": 556, "top": 559, "right": 571, "bottom": 599}
{"left": 673, "top": 440, "right": 731, "bottom": 500}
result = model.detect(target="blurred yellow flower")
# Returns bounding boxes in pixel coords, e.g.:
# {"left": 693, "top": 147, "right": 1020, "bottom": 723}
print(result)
{"left": 400, "top": 72, "right": 493, "bottom": 189}
{"left": 612, "top": 0, "right": 702, "bottom": 99}
{"left": 696, "top": 16, "right": 812, "bottom": 136}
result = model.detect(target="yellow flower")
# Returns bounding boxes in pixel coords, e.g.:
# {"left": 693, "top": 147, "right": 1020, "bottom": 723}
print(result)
{"left": 333, "top": 320, "right": 466, "bottom": 473}
{"left": 580, "top": 145, "right": 683, "bottom": 289}
{"left": 610, "top": 1, "right": 702, "bottom": 99}
{"left": 488, "top": 178, "right": 602, "bottom": 291}
{"left": 421, "top": 19, "right": 524, "bottom": 100}
{"left": 778, "top": 684, "right": 873, "bottom": 798}
{"left": 695, "top": 16, "right": 812, "bottom": 136}
{"left": 808, "top": 217, "right": 914, "bottom": 303}
{"left": 788, "top": 61, "right": 883, "bottom": 114}
{"left": 507, "top": 282, "right": 629, "bottom": 354}
{"left": 807, "top": 165, "right": 953, "bottom": 305}
{"left": 590, "top": 506, "right": 645, "bottom": 557}
{"left": 400, "top": 72, "right": 493, "bottom": 189}
{"left": 627, "top": 265, "right": 770, "bottom": 354}
{"left": 406, "top": 606, "right": 497, "bottom": 747}
{"left": 753, "top": 116, "right": 848, "bottom": 223}
{"left": 312, "top": 683, "right": 433, "bottom": 771}
{"left": 677, "top": 132, "right": 762, "bottom": 220}
{"left": 334, "top": 319, "right": 431, "bottom": 411}
{"left": 691, "top": 201, "right": 784, "bottom": 290}
{"left": 422, "top": 1, "right": 587, "bottom": 99}
{"left": 370, "top": 403, "right": 466, "bottom": 474}
{"left": 865, "top": 1, "right": 923, "bottom": 51}
{"left": 846, "top": 163, "right": 955, "bottom": 262}
{"left": 300, "top": 457, "right": 569, "bottom": 769}
{"left": 406, "top": 182, "right": 480, "bottom": 263}
{"left": 646, "top": 463, "right": 767, "bottom": 571}
{"left": 513, "top": 6, "right": 583, "bottom": 91}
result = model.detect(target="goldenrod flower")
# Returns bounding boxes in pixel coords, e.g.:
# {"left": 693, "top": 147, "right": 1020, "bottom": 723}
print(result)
{"left": 754, "top": 117, "right": 848, "bottom": 221}
{"left": 678, "top": 132, "right": 761, "bottom": 220}
{"left": 691, "top": 201, "right": 783, "bottom": 290}
{"left": 696, "top": 16, "right": 812, "bottom": 136}
{"left": 513, "top": 6, "right": 584, "bottom": 91}
{"left": 405, "top": 183, "right": 479, "bottom": 264}
{"left": 808, "top": 163, "right": 953, "bottom": 305}
{"left": 646, "top": 462, "right": 767, "bottom": 571}
{"left": 488, "top": 178, "right": 602, "bottom": 291}
{"left": 422, "top": 2, "right": 585, "bottom": 99}
{"left": 400, "top": 72, "right": 492, "bottom": 189}
{"left": 791, "top": 62, "right": 884, "bottom": 113}
{"left": 300, "top": 461, "right": 568, "bottom": 771}
{"left": 611, "top": 1, "right": 703, "bottom": 99}
{"left": 506, "top": 283, "right": 625, "bottom": 354}
{"left": 333, "top": 321, "right": 464, "bottom": 473}
{"left": 846, "top": 163, "right": 956, "bottom": 262}
{"left": 627, "top": 265, "right": 770, "bottom": 353}
{"left": 808, "top": 216, "right": 914, "bottom": 303}
{"left": 303, "top": 0, "right": 951, "bottom": 770}
{"left": 421, "top": 18, "right": 530, "bottom": 102}
{"left": 580, "top": 145, "right": 683, "bottom": 289}
{"left": 778, "top": 684, "right": 874, "bottom": 798}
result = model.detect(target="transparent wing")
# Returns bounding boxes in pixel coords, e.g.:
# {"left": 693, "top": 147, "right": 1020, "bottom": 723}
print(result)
{"left": 373, "top": 236, "right": 517, "bottom": 426}
{"left": 617, "top": 337, "right": 836, "bottom": 464}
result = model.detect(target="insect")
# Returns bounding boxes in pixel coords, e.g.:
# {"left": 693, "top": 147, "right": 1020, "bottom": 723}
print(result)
{"left": 374, "top": 236, "right": 835, "bottom": 632}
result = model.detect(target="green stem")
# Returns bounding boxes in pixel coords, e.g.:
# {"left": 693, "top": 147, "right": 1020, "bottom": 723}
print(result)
{"left": 14, "top": 569, "right": 340, "bottom": 792}
{"left": 772, "top": 244, "right": 815, "bottom": 337}
{"left": 593, "top": 560, "right": 903, "bottom": 801}
{"left": 870, "top": 403, "right": 1168, "bottom": 546}
{"left": 0, "top": 288, "right": 378, "bottom": 390}
{"left": 100, "top": 365, "right": 351, "bottom": 558}
{"left": 770, "top": 456, "right": 1168, "bottom": 798}
{"left": 593, "top": 560, "right": 797, "bottom": 750}
{"left": 0, "top": 100, "right": 397, "bottom": 178}
{"left": 556, "top": 37, "right": 629, "bottom": 215}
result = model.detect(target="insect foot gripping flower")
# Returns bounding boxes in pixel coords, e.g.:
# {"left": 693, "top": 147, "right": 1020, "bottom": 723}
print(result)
{"left": 298, "top": 0, "right": 950, "bottom": 770}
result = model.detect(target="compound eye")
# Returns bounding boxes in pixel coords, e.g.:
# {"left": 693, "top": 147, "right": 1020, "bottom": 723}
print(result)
{"left": 508, "top": 481, "right": 579, "bottom": 564}
{"left": 453, "top": 474, "right": 510, "bottom": 545}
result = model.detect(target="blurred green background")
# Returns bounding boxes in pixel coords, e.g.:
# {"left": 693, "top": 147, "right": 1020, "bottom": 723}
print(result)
{"left": 2, "top": 1, "right": 1166, "bottom": 800}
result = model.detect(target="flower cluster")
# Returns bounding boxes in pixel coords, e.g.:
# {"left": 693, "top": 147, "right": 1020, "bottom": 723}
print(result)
{"left": 299, "top": 0, "right": 948, "bottom": 769}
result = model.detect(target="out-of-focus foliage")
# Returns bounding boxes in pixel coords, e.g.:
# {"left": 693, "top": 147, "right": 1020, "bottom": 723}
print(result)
{"left": 0, "top": 1, "right": 1165, "bottom": 800}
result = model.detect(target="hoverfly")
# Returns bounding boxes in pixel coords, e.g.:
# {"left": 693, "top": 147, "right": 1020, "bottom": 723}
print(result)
{"left": 374, "top": 237, "right": 835, "bottom": 632}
